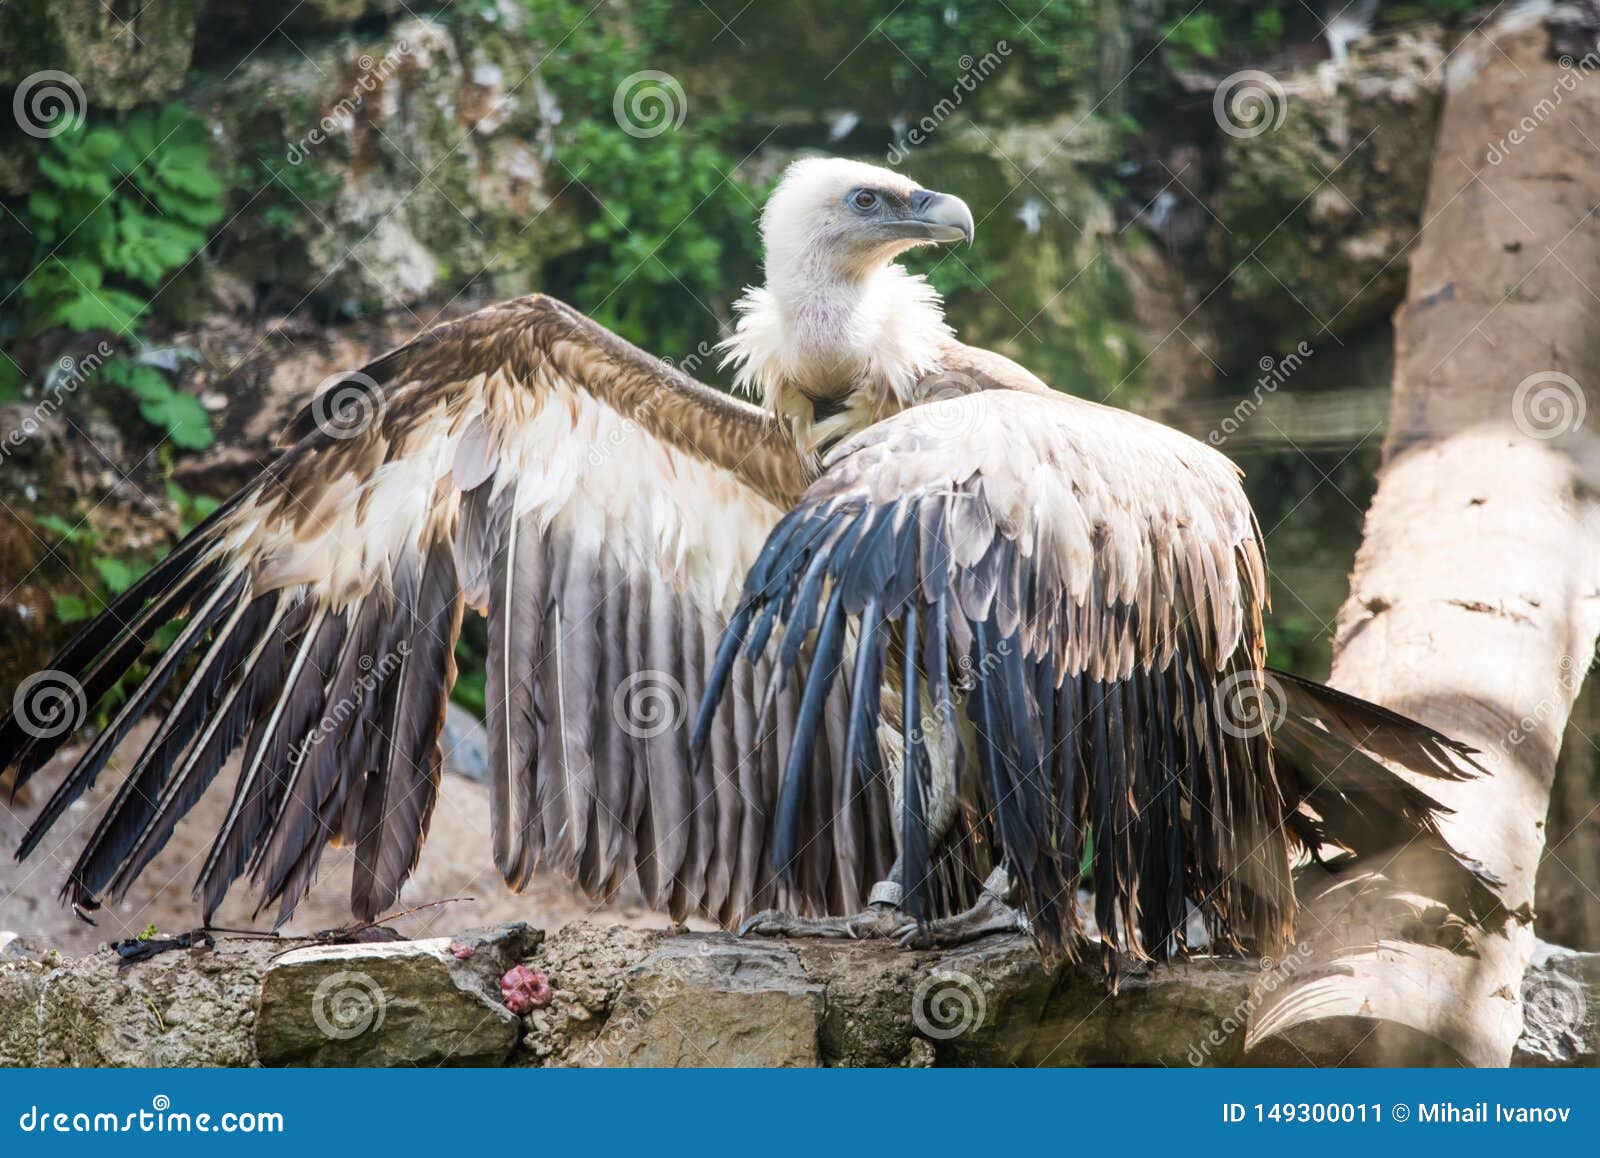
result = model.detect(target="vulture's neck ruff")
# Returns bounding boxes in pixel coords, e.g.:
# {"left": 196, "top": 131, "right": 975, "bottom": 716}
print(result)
{"left": 719, "top": 158, "right": 969, "bottom": 454}
{"left": 723, "top": 266, "right": 951, "bottom": 451}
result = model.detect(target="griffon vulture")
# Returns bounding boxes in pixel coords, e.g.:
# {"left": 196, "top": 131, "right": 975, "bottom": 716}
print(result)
{"left": 2, "top": 158, "right": 1494, "bottom": 967}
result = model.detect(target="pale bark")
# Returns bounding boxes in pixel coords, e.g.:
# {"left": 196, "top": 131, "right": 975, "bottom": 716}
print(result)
{"left": 1249, "top": 9, "right": 1600, "bottom": 1066}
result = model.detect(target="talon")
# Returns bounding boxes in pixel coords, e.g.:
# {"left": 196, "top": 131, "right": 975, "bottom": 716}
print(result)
{"left": 896, "top": 887, "right": 1025, "bottom": 949}
{"left": 734, "top": 905, "right": 908, "bottom": 940}
{"left": 738, "top": 911, "right": 776, "bottom": 937}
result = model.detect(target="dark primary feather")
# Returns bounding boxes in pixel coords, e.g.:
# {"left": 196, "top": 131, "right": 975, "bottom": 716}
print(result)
{"left": 1, "top": 294, "right": 848, "bottom": 931}
{"left": 352, "top": 541, "right": 462, "bottom": 918}
{"left": 697, "top": 389, "right": 1497, "bottom": 963}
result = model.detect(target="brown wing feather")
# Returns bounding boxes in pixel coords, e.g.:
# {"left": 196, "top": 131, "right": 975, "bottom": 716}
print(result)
{"left": 0, "top": 294, "right": 884, "bottom": 931}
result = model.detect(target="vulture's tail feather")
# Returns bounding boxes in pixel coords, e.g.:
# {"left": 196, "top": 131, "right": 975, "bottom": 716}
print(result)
{"left": 1270, "top": 668, "right": 1487, "bottom": 780}
{"left": 0, "top": 489, "right": 253, "bottom": 802}
{"left": 899, "top": 601, "right": 929, "bottom": 920}
{"left": 1269, "top": 669, "right": 1502, "bottom": 918}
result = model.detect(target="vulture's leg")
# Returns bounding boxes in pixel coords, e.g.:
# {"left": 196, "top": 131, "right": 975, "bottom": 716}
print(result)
{"left": 739, "top": 698, "right": 959, "bottom": 941}
{"left": 736, "top": 877, "right": 909, "bottom": 939}
{"left": 894, "top": 865, "right": 1028, "bottom": 947}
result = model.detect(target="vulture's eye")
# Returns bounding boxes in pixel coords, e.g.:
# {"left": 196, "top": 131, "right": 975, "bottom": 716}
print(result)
{"left": 849, "top": 188, "right": 881, "bottom": 212}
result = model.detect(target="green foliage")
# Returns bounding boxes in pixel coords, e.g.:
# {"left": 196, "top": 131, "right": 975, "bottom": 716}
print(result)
{"left": 2, "top": 103, "right": 222, "bottom": 447}
{"left": 1161, "top": 11, "right": 1225, "bottom": 70}
{"left": 97, "top": 358, "right": 214, "bottom": 450}
{"left": 33, "top": 475, "right": 215, "bottom": 721}
{"left": 877, "top": 2, "right": 1096, "bottom": 92}
{"left": 35, "top": 512, "right": 150, "bottom": 627}
{"left": 0, "top": 358, "right": 21, "bottom": 405}
{"left": 486, "top": 0, "right": 760, "bottom": 356}
{"left": 1264, "top": 613, "right": 1328, "bottom": 678}
{"left": 1386, "top": 0, "right": 1481, "bottom": 19}
{"left": 904, "top": 203, "right": 1144, "bottom": 402}
{"left": 1156, "top": 0, "right": 1479, "bottom": 66}
{"left": 248, "top": 155, "right": 342, "bottom": 240}
{"left": 452, "top": 647, "right": 488, "bottom": 717}
{"left": 452, "top": 608, "right": 490, "bottom": 716}
{"left": 38, "top": 471, "right": 212, "bottom": 627}
{"left": 9, "top": 104, "right": 222, "bottom": 338}
{"left": 1249, "top": 9, "right": 1286, "bottom": 53}
{"left": 558, "top": 127, "right": 757, "bottom": 352}
{"left": 166, "top": 473, "right": 221, "bottom": 532}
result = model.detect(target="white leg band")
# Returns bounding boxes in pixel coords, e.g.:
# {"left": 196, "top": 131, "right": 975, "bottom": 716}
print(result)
{"left": 868, "top": 880, "right": 904, "bottom": 908}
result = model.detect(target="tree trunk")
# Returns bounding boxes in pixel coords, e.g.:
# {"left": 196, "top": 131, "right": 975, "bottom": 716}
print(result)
{"left": 1538, "top": 678, "right": 1600, "bottom": 951}
{"left": 1249, "top": 7, "right": 1600, "bottom": 1066}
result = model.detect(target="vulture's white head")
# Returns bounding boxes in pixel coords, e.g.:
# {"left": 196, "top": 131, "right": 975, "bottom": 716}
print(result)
{"left": 723, "top": 157, "right": 974, "bottom": 440}
{"left": 758, "top": 157, "right": 974, "bottom": 285}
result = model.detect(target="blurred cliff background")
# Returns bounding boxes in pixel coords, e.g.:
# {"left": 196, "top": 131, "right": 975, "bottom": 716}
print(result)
{"left": 1, "top": 0, "right": 1597, "bottom": 956}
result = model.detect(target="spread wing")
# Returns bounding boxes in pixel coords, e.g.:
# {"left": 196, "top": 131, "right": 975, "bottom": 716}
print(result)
{"left": 701, "top": 387, "right": 1486, "bottom": 960}
{"left": 2, "top": 294, "right": 894, "bottom": 927}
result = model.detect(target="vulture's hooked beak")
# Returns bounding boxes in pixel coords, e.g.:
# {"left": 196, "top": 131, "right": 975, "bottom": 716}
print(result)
{"left": 892, "top": 189, "right": 975, "bottom": 246}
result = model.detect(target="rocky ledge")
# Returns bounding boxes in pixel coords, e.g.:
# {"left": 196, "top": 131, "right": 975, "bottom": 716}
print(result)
{"left": 0, "top": 924, "right": 1595, "bottom": 1068}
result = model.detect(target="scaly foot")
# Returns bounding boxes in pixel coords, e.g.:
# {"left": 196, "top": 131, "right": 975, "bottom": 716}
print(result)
{"left": 738, "top": 904, "right": 906, "bottom": 940}
{"left": 894, "top": 888, "right": 1027, "bottom": 948}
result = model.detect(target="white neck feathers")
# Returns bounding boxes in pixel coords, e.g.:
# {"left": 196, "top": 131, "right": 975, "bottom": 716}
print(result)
{"left": 719, "top": 264, "right": 952, "bottom": 428}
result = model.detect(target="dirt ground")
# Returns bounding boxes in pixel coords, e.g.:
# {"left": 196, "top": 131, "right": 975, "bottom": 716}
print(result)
{"left": 0, "top": 720, "right": 710, "bottom": 953}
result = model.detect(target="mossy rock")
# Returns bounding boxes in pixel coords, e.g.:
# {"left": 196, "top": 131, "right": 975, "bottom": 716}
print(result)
{"left": 886, "top": 131, "right": 1149, "bottom": 401}
{"left": 1211, "top": 27, "right": 1446, "bottom": 349}
{"left": 0, "top": 1, "right": 201, "bottom": 108}
{"left": 255, "top": 931, "right": 535, "bottom": 1067}
{"left": 191, "top": 15, "right": 583, "bottom": 313}
{"left": 649, "top": 0, "right": 1106, "bottom": 132}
